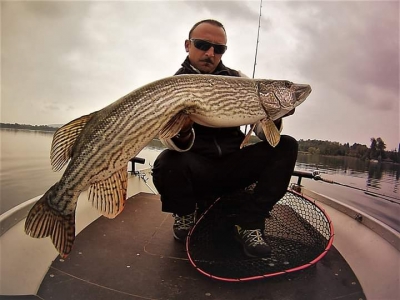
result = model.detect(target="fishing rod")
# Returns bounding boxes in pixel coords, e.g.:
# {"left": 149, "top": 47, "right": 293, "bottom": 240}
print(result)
{"left": 292, "top": 170, "right": 400, "bottom": 205}
{"left": 252, "top": 0, "right": 263, "bottom": 79}
{"left": 245, "top": 0, "right": 263, "bottom": 136}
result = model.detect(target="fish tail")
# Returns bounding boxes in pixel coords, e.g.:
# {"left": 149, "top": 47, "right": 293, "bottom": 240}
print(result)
{"left": 25, "top": 185, "right": 76, "bottom": 258}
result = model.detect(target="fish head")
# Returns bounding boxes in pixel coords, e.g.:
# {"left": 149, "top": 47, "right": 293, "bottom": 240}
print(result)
{"left": 256, "top": 80, "right": 312, "bottom": 120}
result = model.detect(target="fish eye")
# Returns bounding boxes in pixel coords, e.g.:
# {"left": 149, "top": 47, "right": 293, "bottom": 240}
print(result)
{"left": 284, "top": 81, "right": 292, "bottom": 88}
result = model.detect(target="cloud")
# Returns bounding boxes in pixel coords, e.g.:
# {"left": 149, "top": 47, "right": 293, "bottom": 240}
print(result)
{"left": 184, "top": 0, "right": 260, "bottom": 23}
{"left": 291, "top": 1, "right": 399, "bottom": 111}
{"left": 1, "top": 1, "right": 398, "bottom": 149}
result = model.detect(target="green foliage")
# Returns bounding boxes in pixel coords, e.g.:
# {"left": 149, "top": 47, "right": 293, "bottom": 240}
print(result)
{"left": 298, "top": 139, "right": 353, "bottom": 156}
{"left": 307, "top": 147, "right": 320, "bottom": 155}
{"left": 369, "top": 137, "right": 387, "bottom": 160}
{"left": 298, "top": 138, "right": 399, "bottom": 163}
{"left": 0, "top": 123, "right": 58, "bottom": 132}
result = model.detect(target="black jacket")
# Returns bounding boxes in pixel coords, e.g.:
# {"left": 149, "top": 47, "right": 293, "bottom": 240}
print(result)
{"left": 174, "top": 57, "right": 245, "bottom": 159}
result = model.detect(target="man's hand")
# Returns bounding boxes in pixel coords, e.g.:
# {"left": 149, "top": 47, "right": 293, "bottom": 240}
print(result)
{"left": 181, "top": 118, "right": 194, "bottom": 132}
{"left": 274, "top": 108, "right": 295, "bottom": 127}
{"left": 283, "top": 108, "right": 295, "bottom": 118}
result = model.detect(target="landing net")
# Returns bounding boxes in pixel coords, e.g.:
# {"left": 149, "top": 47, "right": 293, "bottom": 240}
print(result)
{"left": 186, "top": 189, "right": 334, "bottom": 281}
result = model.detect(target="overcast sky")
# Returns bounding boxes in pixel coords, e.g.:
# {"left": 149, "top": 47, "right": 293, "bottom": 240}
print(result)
{"left": 1, "top": 1, "right": 399, "bottom": 150}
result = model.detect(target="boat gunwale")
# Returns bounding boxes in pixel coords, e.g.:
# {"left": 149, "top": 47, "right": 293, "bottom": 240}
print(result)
{"left": 299, "top": 187, "right": 400, "bottom": 251}
{"left": 0, "top": 195, "right": 40, "bottom": 237}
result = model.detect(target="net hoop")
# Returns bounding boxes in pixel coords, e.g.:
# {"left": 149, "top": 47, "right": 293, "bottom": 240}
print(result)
{"left": 186, "top": 189, "right": 334, "bottom": 281}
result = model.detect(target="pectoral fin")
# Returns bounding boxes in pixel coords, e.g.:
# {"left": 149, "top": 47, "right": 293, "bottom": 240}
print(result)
{"left": 240, "top": 123, "right": 257, "bottom": 149}
{"left": 159, "top": 111, "right": 190, "bottom": 139}
{"left": 261, "top": 119, "right": 281, "bottom": 147}
{"left": 88, "top": 168, "right": 128, "bottom": 218}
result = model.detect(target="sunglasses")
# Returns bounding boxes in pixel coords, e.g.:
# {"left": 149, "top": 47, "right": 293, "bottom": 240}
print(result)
{"left": 189, "top": 38, "right": 227, "bottom": 55}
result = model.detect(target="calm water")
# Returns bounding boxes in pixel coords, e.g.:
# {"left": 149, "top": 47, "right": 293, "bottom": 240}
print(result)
{"left": 1, "top": 129, "right": 399, "bottom": 231}
{"left": 0, "top": 129, "right": 162, "bottom": 214}
{"left": 295, "top": 153, "right": 399, "bottom": 200}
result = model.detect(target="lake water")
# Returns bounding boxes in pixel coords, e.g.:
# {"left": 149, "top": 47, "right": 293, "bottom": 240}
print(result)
{"left": 1, "top": 129, "right": 399, "bottom": 231}
{"left": 295, "top": 153, "right": 399, "bottom": 201}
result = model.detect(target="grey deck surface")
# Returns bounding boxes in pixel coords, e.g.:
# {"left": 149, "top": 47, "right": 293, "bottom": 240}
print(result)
{"left": 37, "top": 193, "right": 365, "bottom": 300}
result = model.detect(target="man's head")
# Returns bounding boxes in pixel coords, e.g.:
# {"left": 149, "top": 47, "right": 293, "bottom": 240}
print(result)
{"left": 185, "top": 19, "right": 227, "bottom": 74}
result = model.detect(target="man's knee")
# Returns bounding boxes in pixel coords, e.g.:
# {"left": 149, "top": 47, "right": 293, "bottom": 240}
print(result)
{"left": 152, "top": 150, "right": 197, "bottom": 188}
{"left": 153, "top": 150, "right": 179, "bottom": 191}
{"left": 278, "top": 135, "right": 298, "bottom": 151}
{"left": 154, "top": 149, "right": 181, "bottom": 167}
{"left": 248, "top": 135, "right": 298, "bottom": 157}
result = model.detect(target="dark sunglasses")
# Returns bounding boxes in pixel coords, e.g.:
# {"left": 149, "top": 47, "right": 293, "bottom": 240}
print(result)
{"left": 189, "top": 38, "right": 227, "bottom": 55}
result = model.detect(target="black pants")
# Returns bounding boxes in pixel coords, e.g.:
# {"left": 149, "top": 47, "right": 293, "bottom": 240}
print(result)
{"left": 152, "top": 135, "right": 298, "bottom": 229}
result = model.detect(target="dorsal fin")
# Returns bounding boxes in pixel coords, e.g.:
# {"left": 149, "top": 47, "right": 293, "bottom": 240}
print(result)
{"left": 50, "top": 113, "right": 95, "bottom": 171}
{"left": 88, "top": 168, "right": 128, "bottom": 218}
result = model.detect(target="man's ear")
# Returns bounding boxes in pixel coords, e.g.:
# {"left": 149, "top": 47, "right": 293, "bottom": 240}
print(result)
{"left": 185, "top": 40, "right": 190, "bottom": 52}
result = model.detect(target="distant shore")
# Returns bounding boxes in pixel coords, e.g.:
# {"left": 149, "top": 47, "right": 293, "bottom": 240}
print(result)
{"left": 0, "top": 123, "right": 58, "bottom": 132}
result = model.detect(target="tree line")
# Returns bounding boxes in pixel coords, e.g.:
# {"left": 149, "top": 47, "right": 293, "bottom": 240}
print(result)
{"left": 296, "top": 138, "right": 399, "bottom": 163}
{"left": 0, "top": 122, "right": 58, "bottom": 132}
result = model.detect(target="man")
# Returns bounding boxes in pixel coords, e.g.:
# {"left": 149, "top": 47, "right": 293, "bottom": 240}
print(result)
{"left": 152, "top": 19, "right": 298, "bottom": 258}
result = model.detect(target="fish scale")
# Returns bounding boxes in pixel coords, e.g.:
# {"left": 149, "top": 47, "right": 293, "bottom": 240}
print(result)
{"left": 24, "top": 74, "right": 311, "bottom": 257}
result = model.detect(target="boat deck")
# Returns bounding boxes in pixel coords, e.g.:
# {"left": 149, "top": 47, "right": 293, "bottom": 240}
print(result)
{"left": 24, "top": 193, "right": 366, "bottom": 300}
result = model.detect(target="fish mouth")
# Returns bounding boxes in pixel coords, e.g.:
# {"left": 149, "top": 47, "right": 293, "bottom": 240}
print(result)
{"left": 294, "top": 84, "right": 312, "bottom": 101}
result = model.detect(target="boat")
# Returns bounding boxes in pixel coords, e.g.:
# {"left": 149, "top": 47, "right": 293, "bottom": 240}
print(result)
{"left": 0, "top": 157, "right": 399, "bottom": 300}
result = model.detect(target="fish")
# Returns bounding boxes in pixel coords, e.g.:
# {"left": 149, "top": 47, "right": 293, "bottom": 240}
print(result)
{"left": 24, "top": 74, "right": 311, "bottom": 257}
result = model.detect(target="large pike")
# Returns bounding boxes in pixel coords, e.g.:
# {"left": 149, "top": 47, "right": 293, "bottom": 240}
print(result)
{"left": 25, "top": 74, "right": 311, "bottom": 257}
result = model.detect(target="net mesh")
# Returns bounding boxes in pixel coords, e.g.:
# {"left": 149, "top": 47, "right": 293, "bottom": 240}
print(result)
{"left": 187, "top": 189, "right": 333, "bottom": 280}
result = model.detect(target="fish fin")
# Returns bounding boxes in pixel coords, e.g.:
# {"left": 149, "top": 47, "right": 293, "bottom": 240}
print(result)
{"left": 159, "top": 111, "right": 190, "bottom": 139}
{"left": 50, "top": 113, "right": 95, "bottom": 171}
{"left": 88, "top": 168, "right": 128, "bottom": 218}
{"left": 240, "top": 123, "right": 257, "bottom": 149}
{"left": 261, "top": 118, "right": 281, "bottom": 147}
{"left": 25, "top": 187, "right": 76, "bottom": 258}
